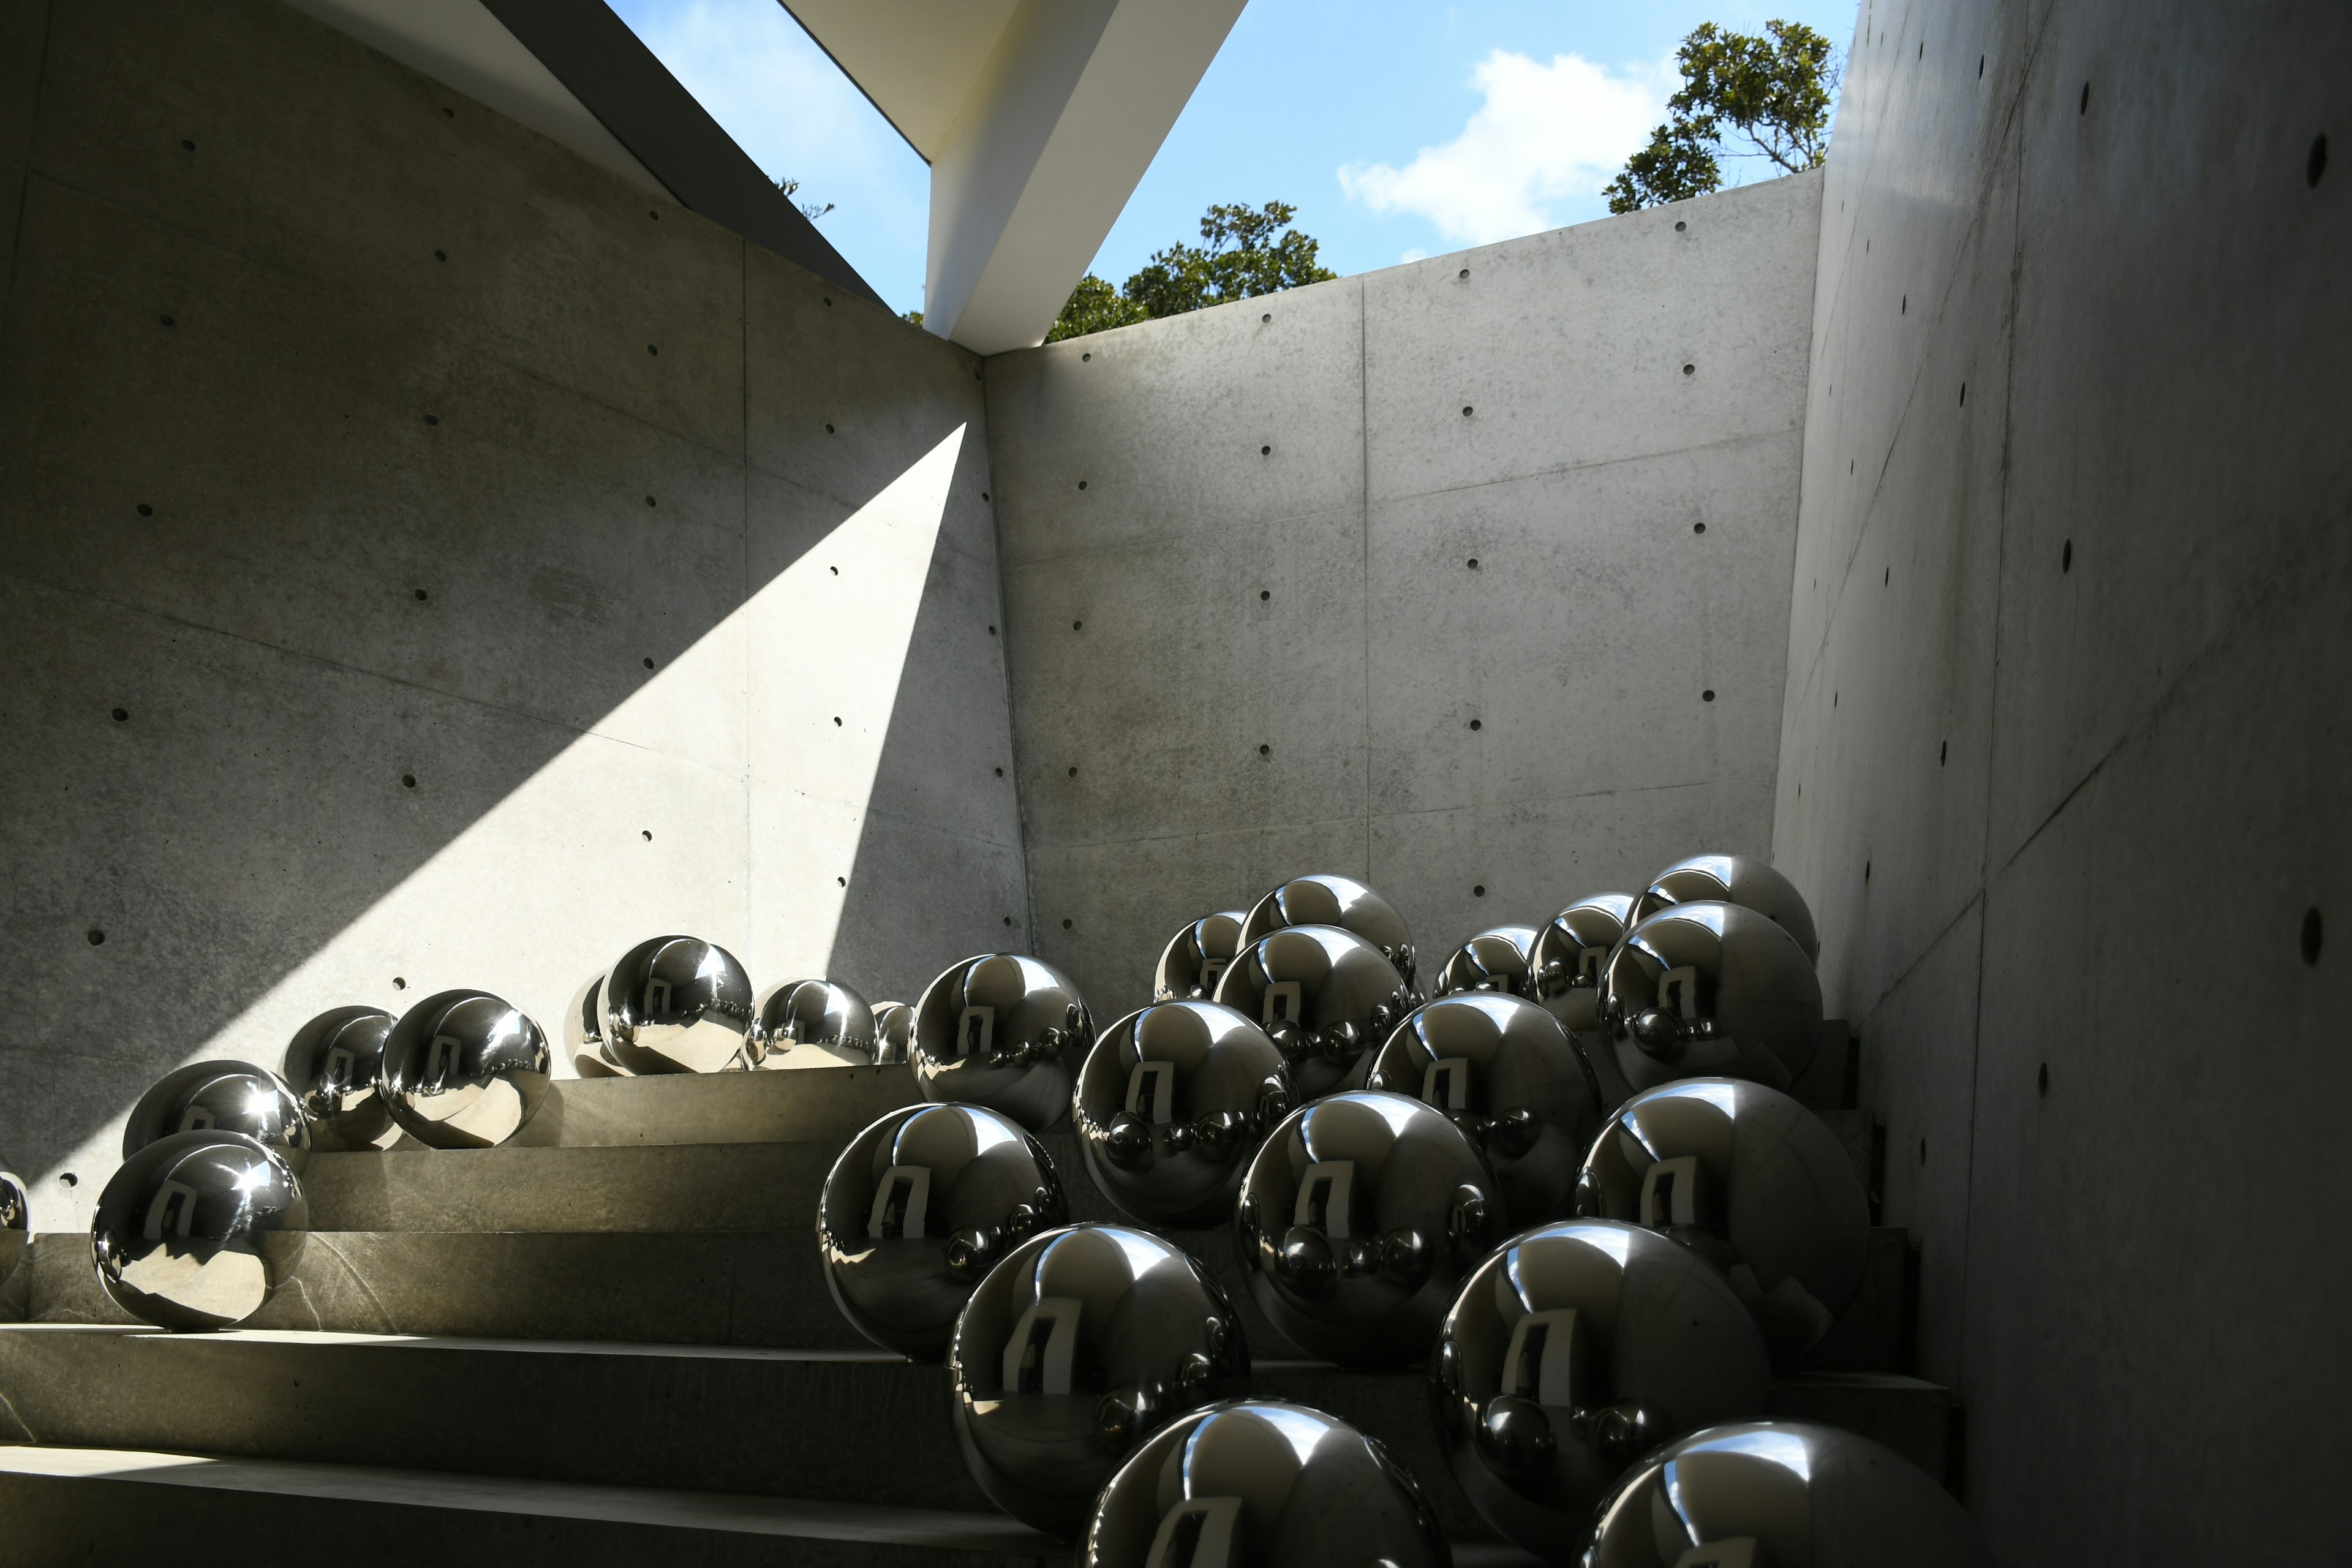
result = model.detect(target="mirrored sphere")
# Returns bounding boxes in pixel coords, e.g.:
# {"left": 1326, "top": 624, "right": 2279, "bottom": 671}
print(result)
{"left": 1234, "top": 1091, "right": 1502, "bottom": 1366}
{"left": 1634, "top": 854, "right": 1820, "bottom": 967}
{"left": 756, "top": 977, "right": 878, "bottom": 1066}
{"left": 1240, "top": 874, "right": 1420, "bottom": 996}
{"left": 1153, "top": 910, "right": 1248, "bottom": 1001}
{"left": 872, "top": 1001, "right": 913, "bottom": 1066}
{"left": 1366, "top": 993, "right": 1601, "bottom": 1227}
{"left": 1214, "top": 925, "right": 1414, "bottom": 1101}
{"left": 1436, "top": 925, "right": 1540, "bottom": 999}
{"left": 1586, "top": 1420, "right": 1994, "bottom": 1568}
{"left": 1530, "top": 893, "right": 1638, "bottom": 1034}
{"left": 1577, "top": 1078, "right": 1866, "bottom": 1362}
{"left": 818, "top": 1102, "right": 1068, "bottom": 1359}
{"left": 567, "top": 973, "right": 630, "bottom": 1079}
{"left": 1083, "top": 1400, "right": 1451, "bottom": 1568}
{"left": 380, "top": 989, "right": 551, "bottom": 1149}
{"left": 91, "top": 1131, "right": 309, "bottom": 1331}
{"left": 912, "top": 954, "right": 1093, "bottom": 1131}
{"left": 282, "top": 1007, "right": 401, "bottom": 1150}
{"left": 123, "top": 1060, "right": 311, "bottom": 1172}
{"left": 1596, "top": 903, "right": 1822, "bottom": 1095}
{"left": 1074, "top": 1002, "right": 1292, "bottom": 1226}
{"left": 1429, "top": 1219, "right": 1773, "bottom": 1561}
{"left": 0, "top": 1166, "right": 29, "bottom": 1286}
{"left": 603, "top": 935, "right": 755, "bottom": 1074}
{"left": 950, "top": 1223, "right": 1250, "bottom": 1539}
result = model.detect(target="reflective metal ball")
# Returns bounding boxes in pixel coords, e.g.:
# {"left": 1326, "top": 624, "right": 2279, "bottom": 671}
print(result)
{"left": 566, "top": 973, "right": 629, "bottom": 1078}
{"left": 872, "top": 1001, "right": 913, "bottom": 1066}
{"left": 0, "top": 1166, "right": 28, "bottom": 1287}
{"left": 1530, "top": 893, "right": 1637, "bottom": 1034}
{"left": 1083, "top": 1400, "right": 1451, "bottom": 1568}
{"left": 380, "top": 989, "right": 551, "bottom": 1149}
{"left": 1234, "top": 1090, "right": 1502, "bottom": 1366}
{"left": 1153, "top": 910, "right": 1248, "bottom": 1001}
{"left": 1436, "top": 925, "right": 1540, "bottom": 998}
{"left": 1429, "top": 1219, "right": 1772, "bottom": 1559}
{"left": 755, "top": 977, "right": 878, "bottom": 1066}
{"left": 1214, "top": 925, "right": 1415, "bottom": 1101}
{"left": 603, "top": 935, "right": 755, "bottom": 1074}
{"left": 1366, "top": 993, "right": 1602, "bottom": 1227}
{"left": 1577, "top": 1079, "right": 1866, "bottom": 1361}
{"left": 1596, "top": 902, "right": 1823, "bottom": 1095}
{"left": 950, "top": 1223, "right": 1250, "bottom": 1539}
{"left": 282, "top": 1007, "right": 401, "bottom": 1150}
{"left": 123, "top": 1061, "right": 311, "bottom": 1172}
{"left": 1074, "top": 1002, "right": 1292, "bottom": 1227}
{"left": 1634, "top": 854, "right": 1820, "bottom": 967}
{"left": 818, "top": 1102, "right": 1068, "bottom": 1359}
{"left": 91, "top": 1131, "right": 309, "bottom": 1331}
{"left": 1586, "top": 1420, "right": 1994, "bottom": 1568}
{"left": 1240, "top": 874, "right": 1420, "bottom": 995}
{"left": 912, "top": 954, "right": 1093, "bottom": 1131}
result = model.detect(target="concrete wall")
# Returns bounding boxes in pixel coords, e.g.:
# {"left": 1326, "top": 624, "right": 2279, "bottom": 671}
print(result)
{"left": 1774, "top": 0, "right": 2350, "bottom": 1558}
{"left": 0, "top": 0, "right": 1026, "bottom": 1231}
{"left": 983, "top": 172, "right": 1823, "bottom": 1015}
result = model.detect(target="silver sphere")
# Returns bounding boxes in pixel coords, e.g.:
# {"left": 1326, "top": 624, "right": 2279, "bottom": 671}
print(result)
{"left": 1430, "top": 1218, "right": 1773, "bottom": 1560}
{"left": 282, "top": 1008, "right": 399, "bottom": 1150}
{"left": 1153, "top": 910, "right": 1248, "bottom": 1001}
{"left": 566, "top": 972, "right": 628, "bottom": 1079}
{"left": 603, "top": 935, "right": 755, "bottom": 1074}
{"left": 1214, "top": 925, "right": 1415, "bottom": 1101}
{"left": 1587, "top": 1420, "right": 1993, "bottom": 1568}
{"left": 91, "top": 1131, "right": 309, "bottom": 1331}
{"left": 1240, "top": 874, "right": 1420, "bottom": 995}
{"left": 1366, "top": 993, "right": 1602, "bottom": 1227}
{"left": 1436, "top": 925, "right": 1540, "bottom": 998}
{"left": 0, "top": 1166, "right": 28, "bottom": 1286}
{"left": 380, "top": 989, "right": 551, "bottom": 1149}
{"left": 872, "top": 1001, "right": 913, "bottom": 1066}
{"left": 1596, "top": 902, "right": 1822, "bottom": 1095}
{"left": 1083, "top": 1400, "right": 1450, "bottom": 1568}
{"left": 1578, "top": 1078, "right": 1867, "bottom": 1362}
{"left": 949, "top": 1223, "right": 1250, "bottom": 1539}
{"left": 1530, "top": 893, "right": 1637, "bottom": 1033}
{"left": 818, "top": 1102, "right": 1068, "bottom": 1359}
{"left": 1634, "top": 854, "right": 1820, "bottom": 966}
{"left": 1074, "top": 1002, "right": 1292, "bottom": 1227}
{"left": 123, "top": 1060, "right": 311, "bottom": 1172}
{"left": 1234, "top": 1090, "right": 1502, "bottom": 1366}
{"left": 754, "top": 977, "right": 878, "bottom": 1066}
{"left": 911, "top": 954, "right": 1093, "bottom": 1131}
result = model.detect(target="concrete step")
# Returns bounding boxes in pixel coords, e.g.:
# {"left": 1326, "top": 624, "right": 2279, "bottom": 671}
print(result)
{"left": 508, "top": 1063, "right": 920, "bottom": 1148}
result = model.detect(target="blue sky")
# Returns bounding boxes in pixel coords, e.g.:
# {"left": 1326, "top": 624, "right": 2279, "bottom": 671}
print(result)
{"left": 608, "top": 0, "right": 1861, "bottom": 318}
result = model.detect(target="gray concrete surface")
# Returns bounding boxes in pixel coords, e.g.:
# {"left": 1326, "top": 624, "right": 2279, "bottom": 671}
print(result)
{"left": 984, "top": 172, "right": 1822, "bottom": 1016}
{"left": 1771, "top": 1, "right": 2352, "bottom": 1559}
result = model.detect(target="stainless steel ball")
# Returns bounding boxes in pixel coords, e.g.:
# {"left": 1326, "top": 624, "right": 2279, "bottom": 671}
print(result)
{"left": 1234, "top": 1090, "right": 1502, "bottom": 1366}
{"left": 1586, "top": 1420, "right": 1993, "bottom": 1568}
{"left": 1577, "top": 1079, "right": 1867, "bottom": 1362}
{"left": 911, "top": 954, "right": 1093, "bottom": 1131}
{"left": 1083, "top": 1400, "right": 1451, "bottom": 1568}
{"left": 1214, "top": 925, "right": 1415, "bottom": 1101}
{"left": 1634, "top": 854, "right": 1820, "bottom": 967}
{"left": 755, "top": 977, "right": 878, "bottom": 1066}
{"left": 123, "top": 1060, "right": 311, "bottom": 1172}
{"left": 949, "top": 1223, "right": 1250, "bottom": 1539}
{"left": 566, "top": 972, "right": 629, "bottom": 1079}
{"left": 818, "top": 1101, "right": 1068, "bottom": 1359}
{"left": 380, "top": 989, "right": 551, "bottom": 1149}
{"left": 0, "top": 1166, "right": 28, "bottom": 1286}
{"left": 1436, "top": 925, "right": 1540, "bottom": 999}
{"left": 1428, "top": 1219, "right": 1773, "bottom": 1561}
{"left": 1531, "top": 893, "right": 1637, "bottom": 1034}
{"left": 603, "top": 935, "right": 756, "bottom": 1074}
{"left": 1366, "top": 993, "right": 1602, "bottom": 1227}
{"left": 282, "top": 1007, "right": 400, "bottom": 1150}
{"left": 1596, "top": 903, "right": 1823, "bottom": 1095}
{"left": 872, "top": 1001, "right": 913, "bottom": 1066}
{"left": 90, "top": 1131, "right": 309, "bottom": 1331}
{"left": 1153, "top": 910, "right": 1248, "bottom": 1001}
{"left": 1074, "top": 1002, "right": 1292, "bottom": 1227}
{"left": 1240, "top": 874, "right": 1420, "bottom": 995}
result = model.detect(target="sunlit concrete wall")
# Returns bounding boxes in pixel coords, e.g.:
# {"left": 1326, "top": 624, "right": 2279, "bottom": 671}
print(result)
{"left": 0, "top": 0, "right": 1025, "bottom": 1231}
{"left": 983, "top": 172, "right": 1823, "bottom": 1014}
{"left": 1774, "top": 1, "right": 2349, "bottom": 1558}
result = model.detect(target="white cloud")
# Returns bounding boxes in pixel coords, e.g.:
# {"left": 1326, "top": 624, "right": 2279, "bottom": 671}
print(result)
{"left": 1338, "top": 50, "right": 1670, "bottom": 245}
{"left": 1400, "top": 247, "right": 1429, "bottom": 263}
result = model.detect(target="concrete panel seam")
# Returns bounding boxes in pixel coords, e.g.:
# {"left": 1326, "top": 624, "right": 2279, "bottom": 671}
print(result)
{"left": 994, "top": 501, "right": 1367, "bottom": 571}
{"left": 0, "top": 0, "right": 53, "bottom": 370}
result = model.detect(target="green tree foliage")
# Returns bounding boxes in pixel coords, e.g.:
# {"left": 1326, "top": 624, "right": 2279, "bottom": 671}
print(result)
{"left": 1046, "top": 202, "right": 1337, "bottom": 343}
{"left": 776, "top": 176, "right": 834, "bottom": 222}
{"left": 1605, "top": 20, "right": 1838, "bottom": 214}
